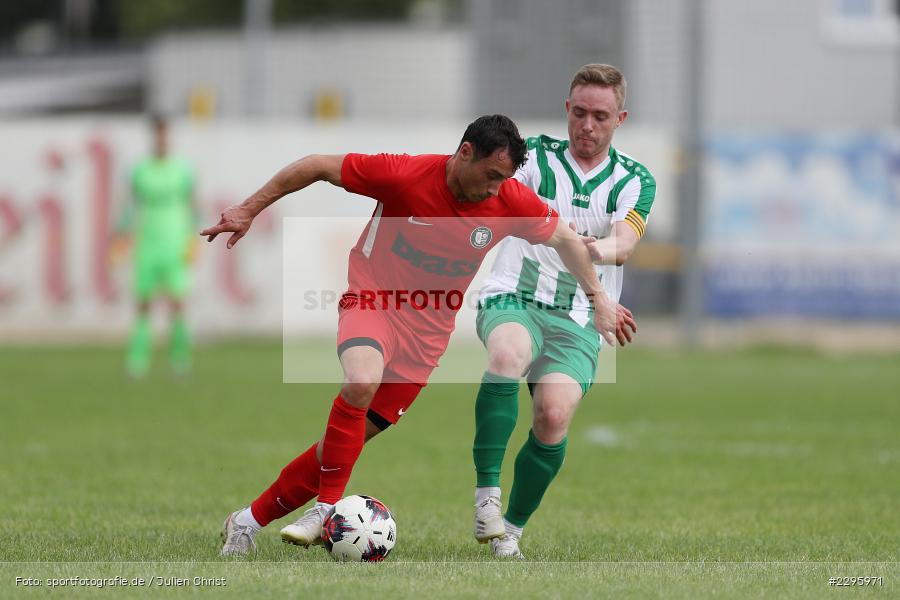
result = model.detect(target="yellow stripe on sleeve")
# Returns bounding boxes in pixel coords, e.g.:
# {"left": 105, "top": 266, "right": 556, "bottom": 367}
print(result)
{"left": 624, "top": 210, "right": 646, "bottom": 238}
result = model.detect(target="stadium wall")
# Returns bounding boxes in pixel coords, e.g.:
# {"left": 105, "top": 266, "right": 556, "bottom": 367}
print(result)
{"left": 2, "top": 118, "right": 897, "bottom": 346}
{"left": 148, "top": 26, "right": 471, "bottom": 120}
{"left": 0, "top": 117, "right": 672, "bottom": 341}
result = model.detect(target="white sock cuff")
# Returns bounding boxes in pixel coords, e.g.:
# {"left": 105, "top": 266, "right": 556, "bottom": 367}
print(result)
{"left": 314, "top": 501, "right": 334, "bottom": 516}
{"left": 475, "top": 486, "right": 502, "bottom": 503}
{"left": 503, "top": 518, "right": 524, "bottom": 538}
{"left": 235, "top": 507, "right": 262, "bottom": 530}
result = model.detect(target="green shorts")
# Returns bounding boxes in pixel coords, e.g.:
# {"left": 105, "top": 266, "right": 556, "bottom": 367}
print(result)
{"left": 476, "top": 293, "right": 600, "bottom": 396}
{"left": 134, "top": 248, "right": 189, "bottom": 300}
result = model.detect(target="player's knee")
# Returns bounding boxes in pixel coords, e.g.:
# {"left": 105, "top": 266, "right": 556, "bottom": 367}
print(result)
{"left": 487, "top": 346, "right": 531, "bottom": 378}
{"left": 340, "top": 380, "right": 380, "bottom": 406}
{"left": 533, "top": 405, "right": 571, "bottom": 441}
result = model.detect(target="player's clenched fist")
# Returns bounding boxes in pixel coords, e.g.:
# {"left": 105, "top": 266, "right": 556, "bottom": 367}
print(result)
{"left": 200, "top": 203, "right": 257, "bottom": 249}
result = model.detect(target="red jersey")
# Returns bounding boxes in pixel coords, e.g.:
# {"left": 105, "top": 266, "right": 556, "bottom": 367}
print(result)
{"left": 340, "top": 153, "right": 558, "bottom": 362}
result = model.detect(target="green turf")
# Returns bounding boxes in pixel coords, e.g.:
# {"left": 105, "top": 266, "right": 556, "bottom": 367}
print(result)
{"left": 1, "top": 341, "right": 898, "bottom": 598}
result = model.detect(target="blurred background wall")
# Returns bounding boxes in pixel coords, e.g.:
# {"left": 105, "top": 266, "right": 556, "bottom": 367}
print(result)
{"left": 1, "top": 0, "right": 898, "bottom": 349}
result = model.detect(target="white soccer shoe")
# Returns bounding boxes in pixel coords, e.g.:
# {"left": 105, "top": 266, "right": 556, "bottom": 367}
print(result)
{"left": 474, "top": 496, "right": 506, "bottom": 543}
{"left": 490, "top": 533, "right": 525, "bottom": 560}
{"left": 280, "top": 506, "right": 326, "bottom": 547}
{"left": 220, "top": 510, "right": 258, "bottom": 557}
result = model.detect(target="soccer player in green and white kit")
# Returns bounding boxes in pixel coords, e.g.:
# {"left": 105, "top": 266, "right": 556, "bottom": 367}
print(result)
{"left": 471, "top": 64, "right": 655, "bottom": 558}
{"left": 114, "top": 115, "right": 197, "bottom": 378}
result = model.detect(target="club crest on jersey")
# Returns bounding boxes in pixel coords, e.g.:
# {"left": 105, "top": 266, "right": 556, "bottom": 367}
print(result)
{"left": 470, "top": 226, "right": 492, "bottom": 249}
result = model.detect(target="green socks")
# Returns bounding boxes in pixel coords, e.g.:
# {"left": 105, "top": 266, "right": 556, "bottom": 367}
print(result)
{"left": 126, "top": 314, "right": 191, "bottom": 377}
{"left": 473, "top": 372, "right": 520, "bottom": 488}
{"left": 169, "top": 315, "right": 191, "bottom": 372}
{"left": 473, "top": 371, "right": 569, "bottom": 528}
{"left": 126, "top": 315, "right": 151, "bottom": 377}
{"left": 506, "top": 429, "right": 567, "bottom": 527}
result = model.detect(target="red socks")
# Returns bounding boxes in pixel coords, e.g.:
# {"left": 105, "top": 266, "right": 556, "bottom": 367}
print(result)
{"left": 248, "top": 394, "right": 368, "bottom": 525}
{"left": 249, "top": 442, "right": 321, "bottom": 527}
{"left": 317, "top": 395, "right": 368, "bottom": 504}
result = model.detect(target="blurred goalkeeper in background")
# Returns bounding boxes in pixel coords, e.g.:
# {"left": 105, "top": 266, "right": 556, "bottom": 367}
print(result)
{"left": 111, "top": 115, "right": 198, "bottom": 378}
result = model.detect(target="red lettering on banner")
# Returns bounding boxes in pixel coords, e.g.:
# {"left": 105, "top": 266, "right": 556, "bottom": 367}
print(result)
{"left": 214, "top": 198, "right": 274, "bottom": 305}
{"left": 86, "top": 138, "right": 117, "bottom": 302}
{"left": 37, "top": 195, "right": 69, "bottom": 304}
{"left": 0, "top": 196, "right": 23, "bottom": 303}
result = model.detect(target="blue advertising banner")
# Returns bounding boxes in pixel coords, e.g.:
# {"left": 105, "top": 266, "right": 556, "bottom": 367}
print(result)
{"left": 704, "top": 133, "right": 900, "bottom": 319}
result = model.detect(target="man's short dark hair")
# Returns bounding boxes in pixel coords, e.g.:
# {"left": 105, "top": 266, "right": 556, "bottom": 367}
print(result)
{"left": 457, "top": 114, "right": 527, "bottom": 170}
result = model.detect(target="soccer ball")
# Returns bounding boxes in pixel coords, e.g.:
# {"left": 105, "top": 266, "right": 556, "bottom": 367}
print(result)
{"left": 321, "top": 495, "right": 397, "bottom": 562}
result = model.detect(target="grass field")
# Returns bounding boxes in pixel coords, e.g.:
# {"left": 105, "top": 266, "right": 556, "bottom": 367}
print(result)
{"left": 1, "top": 341, "right": 898, "bottom": 598}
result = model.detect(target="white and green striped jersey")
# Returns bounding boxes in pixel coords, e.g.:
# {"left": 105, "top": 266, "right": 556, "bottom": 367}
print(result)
{"left": 479, "top": 134, "right": 656, "bottom": 327}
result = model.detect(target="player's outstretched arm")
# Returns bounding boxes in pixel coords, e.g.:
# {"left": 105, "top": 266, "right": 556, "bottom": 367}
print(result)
{"left": 580, "top": 221, "right": 641, "bottom": 266}
{"left": 200, "top": 154, "right": 346, "bottom": 248}
{"left": 561, "top": 223, "right": 638, "bottom": 344}
{"left": 545, "top": 220, "right": 617, "bottom": 345}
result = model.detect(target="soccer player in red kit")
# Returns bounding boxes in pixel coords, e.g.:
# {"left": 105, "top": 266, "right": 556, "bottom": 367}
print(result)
{"left": 203, "top": 115, "right": 618, "bottom": 556}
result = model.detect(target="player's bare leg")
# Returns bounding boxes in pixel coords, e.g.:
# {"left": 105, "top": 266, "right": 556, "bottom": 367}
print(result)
{"left": 280, "top": 345, "right": 384, "bottom": 547}
{"left": 531, "top": 373, "right": 581, "bottom": 445}
{"left": 473, "top": 323, "right": 532, "bottom": 543}
{"left": 486, "top": 323, "right": 533, "bottom": 378}
{"left": 494, "top": 372, "right": 581, "bottom": 559}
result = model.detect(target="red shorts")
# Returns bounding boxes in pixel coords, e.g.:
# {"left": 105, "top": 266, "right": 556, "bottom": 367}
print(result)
{"left": 336, "top": 293, "right": 436, "bottom": 424}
